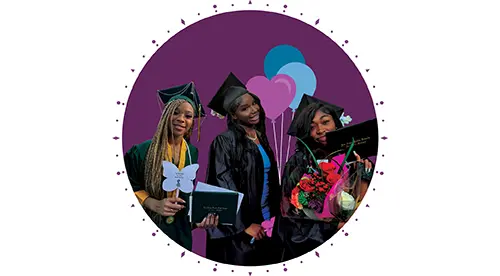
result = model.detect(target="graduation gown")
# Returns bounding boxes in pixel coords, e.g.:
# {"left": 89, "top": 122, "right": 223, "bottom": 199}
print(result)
{"left": 205, "top": 130, "right": 282, "bottom": 266}
{"left": 124, "top": 139, "right": 198, "bottom": 251}
{"left": 276, "top": 149, "right": 341, "bottom": 261}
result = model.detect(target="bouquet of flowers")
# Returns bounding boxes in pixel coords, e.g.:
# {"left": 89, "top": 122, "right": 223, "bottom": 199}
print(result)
{"left": 285, "top": 138, "right": 361, "bottom": 221}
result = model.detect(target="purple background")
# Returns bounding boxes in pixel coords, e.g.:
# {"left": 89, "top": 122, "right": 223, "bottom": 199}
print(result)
{"left": 122, "top": 10, "right": 376, "bottom": 257}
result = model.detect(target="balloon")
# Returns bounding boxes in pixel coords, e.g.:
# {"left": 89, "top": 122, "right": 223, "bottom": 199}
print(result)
{"left": 246, "top": 74, "right": 296, "bottom": 121}
{"left": 277, "top": 62, "right": 317, "bottom": 110}
{"left": 264, "top": 45, "right": 305, "bottom": 79}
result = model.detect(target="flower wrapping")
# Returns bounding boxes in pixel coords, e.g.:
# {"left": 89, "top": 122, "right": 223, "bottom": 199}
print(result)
{"left": 286, "top": 153, "right": 360, "bottom": 221}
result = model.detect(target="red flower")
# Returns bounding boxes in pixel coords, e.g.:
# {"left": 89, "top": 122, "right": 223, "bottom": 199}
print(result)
{"left": 326, "top": 173, "right": 341, "bottom": 184}
{"left": 319, "top": 162, "right": 336, "bottom": 175}
{"left": 299, "top": 177, "right": 316, "bottom": 192}
{"left": 291, "top": 186, "right": 303, "bottom": 209}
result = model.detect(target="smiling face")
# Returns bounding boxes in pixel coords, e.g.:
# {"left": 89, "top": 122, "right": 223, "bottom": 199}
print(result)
{"left": 170, "top": 101, "right": 194, "bottom": 138}
{"left": 310, "top": 110, "right": 337, "bottom": 145}
{"left": 231, "top": 93, "right": 261, "bottom": 126}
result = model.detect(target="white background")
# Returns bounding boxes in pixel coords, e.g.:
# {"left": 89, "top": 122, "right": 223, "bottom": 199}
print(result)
{"left": 1, "top": 0, "right": 499, "bottom": 275}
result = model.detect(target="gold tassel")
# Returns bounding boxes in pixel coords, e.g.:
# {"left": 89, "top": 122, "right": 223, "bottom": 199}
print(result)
{"left": 197, "top": 104, "right": 201, "bottom": 141}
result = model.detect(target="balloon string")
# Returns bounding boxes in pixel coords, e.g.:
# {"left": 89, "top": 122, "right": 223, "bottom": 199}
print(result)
{"left": 285, "top": 110, "right": 296, "bottom": 162}
{"left": 279, "top": 112, "right": 284, "bottom": 179}
{"left": 271, "top": 120, "right": 281, "bottom": 184}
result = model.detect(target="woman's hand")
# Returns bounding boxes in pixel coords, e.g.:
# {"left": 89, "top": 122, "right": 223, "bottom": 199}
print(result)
{"left": 196, "top": 213, "right": 219, "bottom": 229}
{"left": 245, "top": 223, "right": 265, "bottom": 241}
{"left": 144, "top": 197, "right": 185, "bottom": 217}
{"left": 353, "top": 151, "right": 373, "bottom": 172}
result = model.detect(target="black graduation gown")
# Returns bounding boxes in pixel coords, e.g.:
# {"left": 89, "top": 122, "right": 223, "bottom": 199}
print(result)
{"left": 124, "top": 140, "right": 198, "bottom": 251}
{"left": 205, "top": 130, "right": 282, "bottom": 266}
{"left": 276, "top": 149, "right": 341, "bottom": 261}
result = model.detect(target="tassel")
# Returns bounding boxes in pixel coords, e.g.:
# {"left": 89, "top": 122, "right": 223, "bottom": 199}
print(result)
{"left": 197, "top": 104, "right": 201, "bottom": 141}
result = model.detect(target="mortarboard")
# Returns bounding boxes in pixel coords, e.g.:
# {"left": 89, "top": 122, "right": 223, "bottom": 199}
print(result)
{"left": 207, "top": 72, "right": 248, "bottom": 116}
{"left": 157, "top": 82, "right": 206, "bottom": 118}
{"left": 287, "top": 94, "right": 345, "bottom": 137}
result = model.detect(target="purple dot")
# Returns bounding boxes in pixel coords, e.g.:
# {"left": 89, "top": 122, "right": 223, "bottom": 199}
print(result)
{"left": 376, "top": 171, "right": 379, "bottom": 174}
{"left": 156, "top": 230, "right": 158, "bottom": 232}
{"left": 266, "top": 4, "right": 269, "bottom": 6}
{"left": 232, "top": 4, "right": 234, "bottom": 6}
{"left": 215, "top": 264, "right": 217, "bottom": 266}
{"left": 366, "top": 69, "right": 370, "bottom": 72}
{"left": 152, "top": 233, "right": 156, "bottom": 236}
{"left": 300, "top": 13, "right": 303, "bottom": 15}
{"left": 373, "top": 188, "right": 376, "bottom": 191}
{"left": 331, "top": 30, "right": 333, "bottom": 33}
{"left": 117, "top": 172, "right": 121, "bottom": 175}
{"left": 198, "top": 261, "right": 200, "bottom": 263}
{"left": 198, "top": 13, "right": 200, "bottom": 15}
{"left": 142, "top": 55, "right": 145, "bottom": 58}
{"left": 116, "top": 119, "right": 119, "bottom": 122}
{"left": 283, "top": 264, "right": 286, "bottom": 266}
{"left": 152, "top": 40, "right": 156, "bottom": 44}
{"left": 167, "top": 243, "right": 170, "bottom": 246}
{"left": 355, "top": 218, "right": 358, "bottom": 221}
{"left": 156, "top": 44, "right": 159, "bottom": 47}
{"left": 213, "top": 5, "right": 217, "bottom": 8}
{"left": 122, "top": 171, "right": 125, "bottom": 173}
{"left": 284, "top": 268, "right": 288, "bottom": 272}
{"left": 122, "top": 103, "right": 125, "bottom": 105}
{"left": 376, "top": 103, "right": 379, "bottom": 105}
{"left": 382, "top": 119, "right": 385, "bottom": 122}
{"left": 125, "top": 188, "right": 127, "bottom": 191}
{"left": 266, "top": 270, "right": 269, "bottom": 272}
{"left": 382, "top": 154, "right": 385, "bottom": 157}
{"left": 380, "top": 172, "right": 385, "bottom": 175}
{"left": 125, "top": 85, "right": 127, "bottom": 88}
{"left": 131, "top": 204, "right": 134, "bottom": 207}
{"left": 380, "top": 101, "right": 384, "bottom": 105}
{"left": 232, "top": 270, "right": 234, "bottom": 272}
{"left": 284, "top": 5, "right": 288, "bottom": 8}
{"left": 116, "top": 101, "right": 121, "bottom": 105}
{"left": 345, "top": 233, "right": 349, "bottom": 236}
{"left": 342, "top": 44, "right": 344, "bottom": 46}
{"left": 300, "top": 261, "right": 303, "bottom": 263}
{"left": 142, "top": 218, "right": 145, "bottom": 221}
{"left": 331, "top": 243, "right": 333, "bottom": 246}
{"left": 342, "top": 229, "right": 344, "bottom": 232}
{"left": 283, "top": 10, "right": 285, "bottom": 12}
{"left": 116, "top": 154, "right": 119, "bottom": 157}
{"left": 345, "top": 40, "right": 349, "bottom": 43}
{"left": 373, "top": 85, "right": 376, "bottom": 88}
{"left": 215, "top": 10, "right": 218, "bottom": 12}
{"left": 167, "top": 30, "right": 170, "bottom": 33}
{"left": 213, "top": 268, "right": 217, "bottom": 272}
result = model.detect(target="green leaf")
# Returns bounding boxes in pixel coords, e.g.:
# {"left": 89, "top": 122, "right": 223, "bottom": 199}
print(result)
{"left": 296, "top": 137, "right": 320, "bottom": 174}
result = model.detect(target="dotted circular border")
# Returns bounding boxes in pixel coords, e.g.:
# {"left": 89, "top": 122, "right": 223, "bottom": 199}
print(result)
{"left": 115, "top": 1, "right": 387, "bottom": 273}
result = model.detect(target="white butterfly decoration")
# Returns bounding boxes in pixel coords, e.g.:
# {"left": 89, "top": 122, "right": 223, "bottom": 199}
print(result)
{"left": 162, "top": 161, "right": 199, "bottom": 193}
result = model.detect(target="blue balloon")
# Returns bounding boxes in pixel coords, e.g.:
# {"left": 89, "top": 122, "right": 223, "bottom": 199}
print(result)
{"left": 277, "top": 62, "right": 317, "bottom": 110}
{"left": 264, "top": 45, "right": 305, "bottom": 79}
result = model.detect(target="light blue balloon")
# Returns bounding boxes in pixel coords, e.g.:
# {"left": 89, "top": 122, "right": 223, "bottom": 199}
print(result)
{"left": 277, "top": 62, "right": 317, "bottom": 110}
{"left": 264, "top": 45, "right": 305, "bottom": 80}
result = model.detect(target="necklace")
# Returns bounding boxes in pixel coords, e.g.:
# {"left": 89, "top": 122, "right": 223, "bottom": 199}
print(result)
{"left": 246, "top": 134, "right": 257, "bottom": 141}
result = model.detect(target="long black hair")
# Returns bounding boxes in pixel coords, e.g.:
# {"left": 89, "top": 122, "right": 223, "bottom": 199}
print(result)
{"left": 292, "top": 102, "right": 343, "bottom": 157}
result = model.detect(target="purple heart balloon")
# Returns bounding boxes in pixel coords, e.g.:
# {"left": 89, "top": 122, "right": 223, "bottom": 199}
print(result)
{"left": 246, "top": 74, "right": 296, "bottom": 121}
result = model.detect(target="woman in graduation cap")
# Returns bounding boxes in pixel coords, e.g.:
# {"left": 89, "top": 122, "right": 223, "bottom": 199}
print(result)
{"left": 276, "top": 95, "right": 374, "bottom": 261}
{"left": 204, "top": 73, "right": 282, "bottom": 266}
{"left": 124, "top": 82, "right": 218, "bottom": 251}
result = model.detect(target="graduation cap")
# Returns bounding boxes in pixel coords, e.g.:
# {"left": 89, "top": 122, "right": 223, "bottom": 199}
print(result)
{"left": 324, "top": 118, "right": 379, "bottom": 161}
{"left": 207, "top": 72, "right": 248, "bottom": 116}
{"left": 287, "top": 94, "right": 345, "bottom": 137}
{"left": 157, "top": 82, "right": 206, "bottom": 118}
{"left": 157, "top": 82, "right": 206, "bottom": 141}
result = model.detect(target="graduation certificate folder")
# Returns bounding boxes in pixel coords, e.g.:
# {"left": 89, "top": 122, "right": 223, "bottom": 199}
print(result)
{"left": 324, "top": 118, "right": 379, "bottom": 161}
{"left": 189, "top": 182, "right": 243, "bottom": 226}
